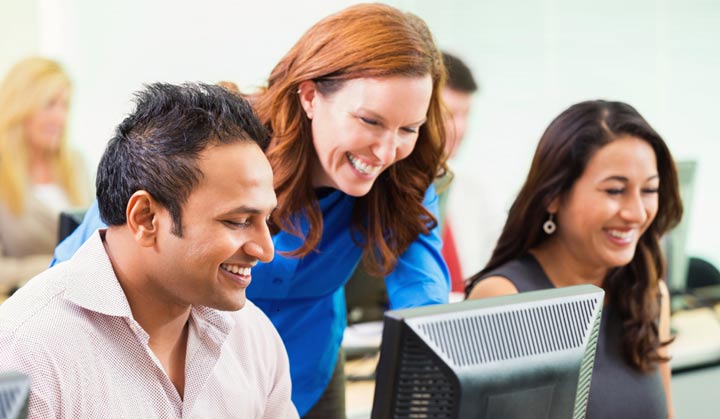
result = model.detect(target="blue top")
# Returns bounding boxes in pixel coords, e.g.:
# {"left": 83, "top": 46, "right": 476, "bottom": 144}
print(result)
{"left": 52, "top": 186, "right": 450, "bottom": 415}
{"left": 51, "top": 199, "right": 101, "bottom": 265}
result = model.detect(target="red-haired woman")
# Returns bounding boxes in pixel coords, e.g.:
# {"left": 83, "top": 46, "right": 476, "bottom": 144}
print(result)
{"left": 248, "top": 4, "right": 449, "bottom": 416}
{"left": 467, "top": 100, "right": 682, "bottom": 418}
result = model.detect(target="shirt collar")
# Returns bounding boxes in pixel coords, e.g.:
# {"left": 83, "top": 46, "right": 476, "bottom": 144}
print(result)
{"left": 190, "top": 306, "right": 235, "bottom": 341}
{"left": 63, "top": 229, "right": 235, "bottom": 337}
{"left": 63, "top": 229, "right": 134, "bottom": 318}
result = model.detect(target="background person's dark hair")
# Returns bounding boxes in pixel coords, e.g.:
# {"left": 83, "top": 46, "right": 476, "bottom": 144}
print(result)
{"left": 467, "top": 99, "right": 683, "bottom": 372}
{"left": 96, "top": 82, "right": 269, "bottom": 236}
{"left": 442, "top": 51, "right": 478, "bottom": 93}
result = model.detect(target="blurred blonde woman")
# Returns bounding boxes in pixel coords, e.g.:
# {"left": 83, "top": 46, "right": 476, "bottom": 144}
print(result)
{"left": 0, "top": 57, "right": 90, "bottom": 292}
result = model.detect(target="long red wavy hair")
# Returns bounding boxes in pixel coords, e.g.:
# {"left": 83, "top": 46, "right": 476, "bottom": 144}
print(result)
{"left": 252, "top": 3, "right": 447, "bottom": 274}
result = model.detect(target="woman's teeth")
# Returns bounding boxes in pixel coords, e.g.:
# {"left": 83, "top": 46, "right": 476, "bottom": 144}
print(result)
{"left": 346, "top": 153, "right": 381, "bottom": 175}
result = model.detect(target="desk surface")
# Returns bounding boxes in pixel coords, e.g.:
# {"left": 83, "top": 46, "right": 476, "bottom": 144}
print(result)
{"left": 670, "top": 305, "right": 720, "bottom": 370}
{"left": 345, "top": 354, "right": 378, "bottom": 419}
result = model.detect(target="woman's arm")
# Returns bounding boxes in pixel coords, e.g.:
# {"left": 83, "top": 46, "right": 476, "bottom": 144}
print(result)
{"left": 0, "top": 202, "right": 53, "bottom": 289}
{"left": 0, "top": 249, "right": 53, "bottom": 292}
{"left": 384, "top": 183, "right": 450, "bottom": 309}
{"left": 658, "top": 279, "right": 674, "bottom": 419}
{"left": 51, "top": 199, "right": 107, "bottom": 266}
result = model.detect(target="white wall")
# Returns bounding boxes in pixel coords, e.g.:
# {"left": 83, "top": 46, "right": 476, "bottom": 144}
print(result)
{"left": 412, "top": 0, "right": 719, "bottom": 269}
{"left": 2, "top": 0, "right": 717, "bottom": 268}
{"left": 0, "top": 0, "right": 38, "bottom": 77}
{"left": 28, "top": 0, "right": 385, "bottom": 180}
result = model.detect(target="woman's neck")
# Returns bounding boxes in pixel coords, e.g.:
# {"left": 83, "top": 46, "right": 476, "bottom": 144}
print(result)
{"left": 27, "top": 148, "right": 55, "bottom": 184}
{"left": 530, "top": 240, "right": 607, "bottom": 288}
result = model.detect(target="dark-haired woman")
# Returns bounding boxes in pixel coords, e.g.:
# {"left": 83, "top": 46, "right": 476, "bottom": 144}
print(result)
{"left": 466, "top": 100, "right": 681, "bottom": 418}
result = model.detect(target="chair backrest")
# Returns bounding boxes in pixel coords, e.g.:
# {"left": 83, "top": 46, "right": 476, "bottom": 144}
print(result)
{"left": 58, "top": 209, "right": 87, "bottom": 245}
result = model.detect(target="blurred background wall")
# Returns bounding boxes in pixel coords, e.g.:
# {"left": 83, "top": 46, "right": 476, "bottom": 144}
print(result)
{"left": 2, "top": 0, "right": 717, "bottom": 270}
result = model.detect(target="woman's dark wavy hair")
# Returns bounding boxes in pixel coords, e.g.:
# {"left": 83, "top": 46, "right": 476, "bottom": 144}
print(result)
{"left": 466, "top": 100, "right": 683, "bottom": 372}
{"left": 252, "top": 3, "right": 447, "bottom": 275}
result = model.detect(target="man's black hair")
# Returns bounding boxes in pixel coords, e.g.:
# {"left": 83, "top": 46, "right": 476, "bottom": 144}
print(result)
{"left": 442, "top": 51, "right": 478, "bottom": 93}
{"left": 96, "top": 82, "right": 270, "bottom": 236}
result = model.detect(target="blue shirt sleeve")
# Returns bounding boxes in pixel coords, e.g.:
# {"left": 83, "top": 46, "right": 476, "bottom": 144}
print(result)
{"left": 385, "top": 183, "right": 450, "bottom": 309}
{"left": 50, "top": 199, "right": 107, "bottom": 266}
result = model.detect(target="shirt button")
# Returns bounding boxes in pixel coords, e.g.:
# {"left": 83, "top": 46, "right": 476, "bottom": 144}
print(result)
{"left": 272, "top": 277, "right": 283, "bottom": 285}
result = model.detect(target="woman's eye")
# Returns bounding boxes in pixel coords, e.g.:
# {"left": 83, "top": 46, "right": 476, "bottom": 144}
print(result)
{"left": 642, "top": 188, "right": 660, "bottom": 194}
{"left": 360, "top": 117, "right": 379, "bottom": 126}
{"left": 605, "top": 189, "right": 624, "bottom": 195}
{"left": 401, "top": 127, "right": 418, "bottom": 134}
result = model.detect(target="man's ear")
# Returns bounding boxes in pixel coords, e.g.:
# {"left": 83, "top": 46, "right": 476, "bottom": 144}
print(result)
{"left": 126, "top": 191, "right": 159, "bottom": 247}
{"left": 297, "top": 80, "right": 317, "bottom": 120}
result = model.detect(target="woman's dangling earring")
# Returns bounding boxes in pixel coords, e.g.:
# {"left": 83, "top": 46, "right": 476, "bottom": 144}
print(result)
{"left": 543, "top": 214, "right": 557, "bottom": 235}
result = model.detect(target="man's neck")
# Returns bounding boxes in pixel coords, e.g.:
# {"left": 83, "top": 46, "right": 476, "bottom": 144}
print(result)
{"left": 102, "top": 228, "right": 191, "bottom": 398}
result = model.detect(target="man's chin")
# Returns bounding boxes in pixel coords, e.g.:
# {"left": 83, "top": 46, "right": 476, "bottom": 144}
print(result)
{"left": 213, "top": 295, "right": 247, "bottom": 312}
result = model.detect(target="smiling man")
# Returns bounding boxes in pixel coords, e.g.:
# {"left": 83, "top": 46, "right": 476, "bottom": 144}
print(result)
{"left": 0, "top": 83, "right": 298, "bottom": 418}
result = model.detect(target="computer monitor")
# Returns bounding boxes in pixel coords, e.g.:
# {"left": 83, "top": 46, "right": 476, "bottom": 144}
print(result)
{"left": 664, "top": 160, "right": 697, "bottom": 293}
{"left": 0, "top": 371, "right": 29, "bottom": 419}
{"left": 371, "top": 284, "right": 604, "bottom": 419}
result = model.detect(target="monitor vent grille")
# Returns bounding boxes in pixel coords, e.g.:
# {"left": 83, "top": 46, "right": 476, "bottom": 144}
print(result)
{"left": 393, "top": 333, "right": 457, "bottom": 418}
{"left": 417, "top": 298, "right": 599, "bottom": 367}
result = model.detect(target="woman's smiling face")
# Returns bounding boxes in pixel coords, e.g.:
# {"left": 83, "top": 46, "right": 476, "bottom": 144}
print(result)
{"left": 299, "top": 75, "right": 433, "bottom": 197}
{"left": 550, "top": 136, "right": 660, "bottom": 271}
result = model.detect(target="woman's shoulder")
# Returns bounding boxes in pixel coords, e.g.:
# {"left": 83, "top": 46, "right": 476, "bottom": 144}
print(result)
{"left": 468, "top": 254, "right": 550, "bottom": 299}
{"left": 466, "top": 275, "right": 518, "bottom": 299}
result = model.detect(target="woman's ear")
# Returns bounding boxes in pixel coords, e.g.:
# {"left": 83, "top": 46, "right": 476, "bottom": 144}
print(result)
{"left": 547, "top": 195, "right": 560, "bottom": 215}
{"left": 126, "top": 191, "right": 159, "bottom": 247}
{"left": 297, "top": 80, "right": 317, "bottom": 119}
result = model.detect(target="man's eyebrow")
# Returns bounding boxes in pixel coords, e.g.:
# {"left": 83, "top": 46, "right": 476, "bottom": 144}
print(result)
{"left": 221, "top": 206, "right": 265, "bottom": 215}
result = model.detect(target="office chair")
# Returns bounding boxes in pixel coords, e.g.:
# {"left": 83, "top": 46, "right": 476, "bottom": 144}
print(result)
{"left": 57, "top": 209, "right": 87, "bottom": 245}
{"left": 687, "top": 257, "right": 720, "bottom": 289}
